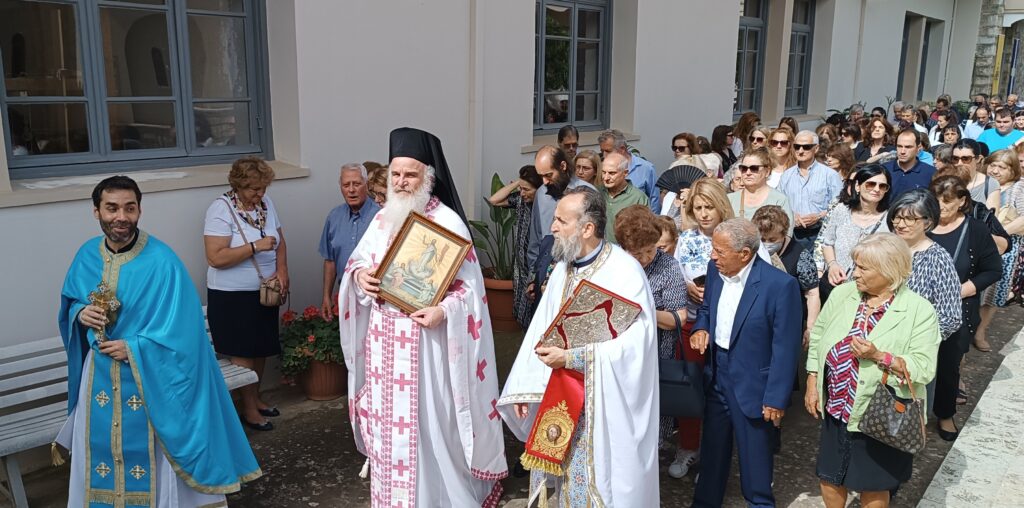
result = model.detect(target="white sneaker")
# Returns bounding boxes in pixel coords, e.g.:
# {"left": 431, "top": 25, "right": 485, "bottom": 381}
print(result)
{"left": 668, "top": 449, "right": 699, "bottom": 479}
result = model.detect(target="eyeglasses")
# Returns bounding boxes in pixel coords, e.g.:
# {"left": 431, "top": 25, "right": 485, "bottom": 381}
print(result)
{"left": 726, "top": 132, "right": 734, "bottom": 137}
{"left": 562, "top": 142, "right": 579, "bottom": 149}
{"left": 871, "top": 113, "right": 884, "bottom": 118}
{"left": 672, "top": 145, "right": 690, "bottom": 152}
{"left": 793, "top": 143, "right": 817, "bottom": 151}
{"left": 749, "top": 136, "right": 766, "bottom": 143}
{"left": 769, "top": 139, "right": 790, "bottom": 148}
{"left": 951, "top": 155, "right": 977, "bottom": 164}
{"left": 861, "top": 181, "right": 890, "bottom": 191}
{"left": 891, "top": 215, "right": 921, "bottom": 226}
{"left": 737, "top": 164, "right": 764, "bottom": 173}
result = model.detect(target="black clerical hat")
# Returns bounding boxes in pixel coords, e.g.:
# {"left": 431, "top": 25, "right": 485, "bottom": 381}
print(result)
{"left": 388, "top": 127, "right": 467, "bottom": 223}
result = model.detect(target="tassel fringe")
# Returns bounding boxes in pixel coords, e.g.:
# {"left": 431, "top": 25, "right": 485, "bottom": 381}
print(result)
{"left": 51, "top": 442, "right": 66, "bottom": 466}
{"left": 519, "top": 452, "right": 563, "bottom": 477}
{"left": 358, "top": 458, "right": 370, "bottom": 479}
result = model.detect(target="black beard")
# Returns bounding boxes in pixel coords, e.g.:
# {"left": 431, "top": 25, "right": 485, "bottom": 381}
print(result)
{"left": 547, "top": 170, "right": 571, "bottom": 198}
{"left": 100, "top": 219, "right": 138, "bottom": 246}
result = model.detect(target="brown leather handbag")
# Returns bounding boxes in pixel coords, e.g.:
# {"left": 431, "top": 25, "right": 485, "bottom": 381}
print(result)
{"left": 221, "top": 198, "right": 287, "bottom": 307}
{"left": 858, "top": 371, "right": 926, "bottom": 454}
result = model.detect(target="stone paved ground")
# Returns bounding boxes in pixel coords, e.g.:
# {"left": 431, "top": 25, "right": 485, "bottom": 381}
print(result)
{"left": 10, "top": 307, "right": 1024, "bottom": 507}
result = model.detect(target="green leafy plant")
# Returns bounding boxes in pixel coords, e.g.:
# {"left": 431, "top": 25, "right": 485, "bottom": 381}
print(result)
{"left": 279, "top": 306, "right": 343, "bottom": 379}
{"left": 469, "top": 173, "right": 515, "bottom": 280}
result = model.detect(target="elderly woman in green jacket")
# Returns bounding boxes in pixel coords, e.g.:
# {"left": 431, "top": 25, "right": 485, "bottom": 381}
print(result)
{"left": 804, "top": 233, "right": 941, "bottom": 508}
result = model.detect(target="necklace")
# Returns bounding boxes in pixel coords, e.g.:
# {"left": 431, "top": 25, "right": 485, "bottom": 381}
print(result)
{"left": 225, "top": 191, "right": 268, "bottom": 237}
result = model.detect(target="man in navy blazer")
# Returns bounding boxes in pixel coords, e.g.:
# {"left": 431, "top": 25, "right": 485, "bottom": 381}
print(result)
{"left": 689, "top": 219, "right": 802, "bottom": 508}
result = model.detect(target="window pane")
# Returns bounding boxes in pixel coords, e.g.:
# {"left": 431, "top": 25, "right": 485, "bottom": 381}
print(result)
{"left": 0, "top": 1, "right": 84, "bottom": 97}
{"left": 543, "top": 93, "right": 569, "bottom": 124}
{"left": 741, "top": 0, "right": 762, "bottom": 18}
{"left": 107, "top": 0, "right": 166, "bottom": 5}
{"left": 576, "top": 41, "right": 599, "bottom": 91}
{"left": 544, "top": 39, "right": 570, "bottom": 92}
{"left": 189, "top": 15, "right": 248, "bottom": 98}
{"left": 194, "top": 101, "right": 250, "bottom": 146}
{"left": 574, "top": 93, "right": 598, "bottom": 122}
{"left": 793, "top": 0, "right": 811, "bottom": 25}
{"left": 187, "top": 0, "right": 244, "bottom": 12}
{"left": 578, "top": 9, "right": 601, "bottom": 39}
{"left": 108, "top": 102, "right": 177, "bottom": 150}
{"left": 545, "top": 5, "right": 571, "bottom": 37}
{"left": 101, "top": 7, "right": 173, "bottom": 97}
{"left": 7, "top": 103, "right": 89, "bottom": 155}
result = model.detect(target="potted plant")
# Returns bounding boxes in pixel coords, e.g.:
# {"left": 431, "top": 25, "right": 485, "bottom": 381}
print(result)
{"left": 280, "top": 306, "right": 347, "bottom": 400}
{"left": 469, "top": 173, "right": 520, "bottom": 331}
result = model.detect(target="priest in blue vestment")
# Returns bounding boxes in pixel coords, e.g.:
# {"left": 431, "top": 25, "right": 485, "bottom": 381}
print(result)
{"left": 56, "top": 176, "right": 262, "bottom": 507}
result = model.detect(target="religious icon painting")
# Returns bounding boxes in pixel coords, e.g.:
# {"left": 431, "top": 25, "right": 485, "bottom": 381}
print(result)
{"left": 374, "top": 211, "right": 471, "bottom": 314}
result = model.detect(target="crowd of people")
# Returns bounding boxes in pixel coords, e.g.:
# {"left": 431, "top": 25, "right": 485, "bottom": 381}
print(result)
{"left": 56, "top": 93, "right": 1024, "bottom": 507}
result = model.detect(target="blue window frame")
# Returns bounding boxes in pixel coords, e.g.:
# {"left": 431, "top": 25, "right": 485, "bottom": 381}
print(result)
{"left": 784, "top": 0, "right": 814, "bottom": 114}
{"left": 735, "top": 0, "right": 768, "bottom": 118}
{"left": 534, "top": 0, "right": 610, "bottom": 133}
{"left": 0, "top": 0, "right": 271, "bottom": 179}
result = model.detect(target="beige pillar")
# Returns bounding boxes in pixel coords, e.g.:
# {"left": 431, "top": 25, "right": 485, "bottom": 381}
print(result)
{"left": 761, "top": 0, "right": 795, "bottom": 122}
{"left": 901, "top": 16, "right": 927, "bottom": 102}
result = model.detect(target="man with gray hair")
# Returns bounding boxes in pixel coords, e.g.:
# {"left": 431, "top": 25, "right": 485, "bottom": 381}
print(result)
{"left": 689, "top": 218, "right": 802, "bottom": 508}
{"left": 598, "top": 129, "right": 659, "bottom": 212}
{"left": 499, "top": 187, "right": 660, "bottom": 506}
{"left": 891, "top": 101, "right": 906, "bottom": 123}
{"left": 318, "top": 162, "right": 380, "bottom": 319}
{"left": 777, "top": 130, "right": 843, "bottom": 246}
{"left": 600, "top": 151, "right": 648, "bottom": 243}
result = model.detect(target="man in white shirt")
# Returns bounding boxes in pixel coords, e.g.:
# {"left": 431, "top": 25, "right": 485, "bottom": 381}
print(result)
{"left": 689, "top": 219, "right": 802, "bottom": 508}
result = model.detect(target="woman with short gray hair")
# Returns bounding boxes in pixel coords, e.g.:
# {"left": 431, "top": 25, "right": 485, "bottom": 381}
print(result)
{"left": 805, "top": 233, "right": 940, "bottom": 507}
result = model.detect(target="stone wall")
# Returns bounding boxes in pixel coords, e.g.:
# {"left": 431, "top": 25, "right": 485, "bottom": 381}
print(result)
{"left": 973, "top": 0, "right": 1006, "bottom": 96}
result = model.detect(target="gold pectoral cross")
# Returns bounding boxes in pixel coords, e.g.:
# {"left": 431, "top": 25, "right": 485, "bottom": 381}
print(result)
{"left": 88, "top": 282, "right": 120, "bottom": 342}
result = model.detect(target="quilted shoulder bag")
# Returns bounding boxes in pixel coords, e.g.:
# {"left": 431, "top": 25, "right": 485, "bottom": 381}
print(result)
{"left": 858, "top": 370, "right": 926, "bottom": 454}
{"left": 221, "top": 198, "right": 287, "bottom": 307}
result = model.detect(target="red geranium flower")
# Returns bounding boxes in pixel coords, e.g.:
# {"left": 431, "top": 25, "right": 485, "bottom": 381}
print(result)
{"left": 303, "top": 305, "right": 319, "bottom": 319}
{"left": 282, "top": 309, "right": 297, "bottom": 325}
{"left": 307, "top": 334, "right": 316, "bottom": 343}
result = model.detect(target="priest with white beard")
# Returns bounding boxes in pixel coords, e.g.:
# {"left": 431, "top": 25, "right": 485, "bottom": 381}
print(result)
{"left": 498, "top": 187, "right": 660, "bottom": 507}
{"left": 338, "top": 127, "right": 507, "bottom": 507}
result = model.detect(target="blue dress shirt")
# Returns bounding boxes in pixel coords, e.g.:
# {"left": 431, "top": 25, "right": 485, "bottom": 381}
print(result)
{"left": 319, "top": 199, "right": 381, "bottom": 280}
{"left": 627, "top": 154, "right": 659, "bottom": 212}
{"left": 777, "top": 161, "right": 844, "bottom": 215}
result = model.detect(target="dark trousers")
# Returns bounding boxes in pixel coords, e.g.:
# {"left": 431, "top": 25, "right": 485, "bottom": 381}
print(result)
{"left": 933, "top": 335, "right": 965, "bottom": 420}
{"left": 693, "top": 348, "right": 778, "bottom": 508}
{"left": 792, "top": 225, "right": 821, "bottom": 249}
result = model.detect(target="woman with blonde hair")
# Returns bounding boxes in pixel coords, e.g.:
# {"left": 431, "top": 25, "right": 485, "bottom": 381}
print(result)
{"left": 204, "top": 156, "right": 289, "bottom": 431}
{"left": 574, "top": 149, "right": 602, "bottom": 188}
{"left": 367, "top": 165, "right": 389, "bottom": 207}
{"left": 728, "top": 147, "right": 794, "bottom": 228}
{"left": 806, "top": 233, "right": 940, "bottom": 508}
{"left": 768, "top": 128, "right": 797, "bottom": 187}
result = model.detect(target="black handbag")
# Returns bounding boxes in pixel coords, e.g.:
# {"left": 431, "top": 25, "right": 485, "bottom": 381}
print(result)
{"left": 658, "top": 311, "right": 705, "bottom": 418}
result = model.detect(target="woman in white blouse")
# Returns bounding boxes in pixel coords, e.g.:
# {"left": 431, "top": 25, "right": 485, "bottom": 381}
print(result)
{"left": 204, "top": 156, "right": 289, "bottom": 431}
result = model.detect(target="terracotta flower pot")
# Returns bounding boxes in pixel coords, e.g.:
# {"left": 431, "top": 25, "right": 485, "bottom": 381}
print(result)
{"left": 483, "top": 277, "right": 521, "bottom": 332}
{"left": 300, "top": 360, "right": 347, "bottom": 401}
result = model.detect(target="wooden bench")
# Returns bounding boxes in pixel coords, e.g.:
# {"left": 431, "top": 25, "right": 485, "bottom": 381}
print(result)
{"left": 0, "top": 309, "right": 258, "bottom": 508}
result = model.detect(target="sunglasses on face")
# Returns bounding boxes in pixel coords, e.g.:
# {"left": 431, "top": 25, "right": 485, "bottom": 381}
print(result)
{"left": 749, "top": 136, "right": 766, "bottom": 143}
{"left": 770, "top": 139, "right": 790, "bottom": 147}
{"left": 861, "top": 181, "right": 890, "bottom": 191}
{"left": 672, "top": 145, "right": 689, "bottom": 152}
{"left": 952, "top": 155, "right": 976, "bottom": 164}
{"left": 563, "top": 142, "right": 579, "bottom": 149}
{"left": 737, "top": 164, "right": 764, "bottom": 173}
{"left": 793, "top": 143, "right": 817, "bottom": 151}
{"left": 727, "top": 133, "right": 735, "bottom": 137}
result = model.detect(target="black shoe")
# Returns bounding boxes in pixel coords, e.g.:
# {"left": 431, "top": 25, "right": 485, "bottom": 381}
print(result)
{"left": 937, "top": 421, "right": 959, "bottom": 441}
{"left": 244, "top": 419, "right": 274, "bottom": 431}
{"left": 258, "top": 407, "right": 281, "bottom": 417}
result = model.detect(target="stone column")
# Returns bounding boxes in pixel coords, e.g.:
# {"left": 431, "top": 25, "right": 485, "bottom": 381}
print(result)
{"left": 972, "top": 0, "right": 1005, "bottom": 96}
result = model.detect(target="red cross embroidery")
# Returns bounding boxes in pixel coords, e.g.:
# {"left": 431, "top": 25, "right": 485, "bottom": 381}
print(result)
{"left": 482, "top": 294, "right": 488, "bottom": 305}
{"left": 448, "top": 279, "right": 466, "bottom": 296}
{"left": 395, "top": 329, "right": 416, "bottom": 349}
{"left": 368, "top": 366, "right": 385, "bottom": 382}
{"left": 393, "top": 459, "right": 411, "bottom": 477}
{"left": 488, "top": 399, "right": 499, "bottom": 420}
{"left": 466, "top": 248, "right": 477, "bottom": 263}
{"left": 467, "top": 315, "right": 483, "bottom": 340}
{"left": 394, "top": 373, "right": 415, "bottom": 392}
{"left": 395, "top": 416, "right": 414, "bottom": 436}
{"left": 476, "top": 359, "right": 487, "bottom": 381}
